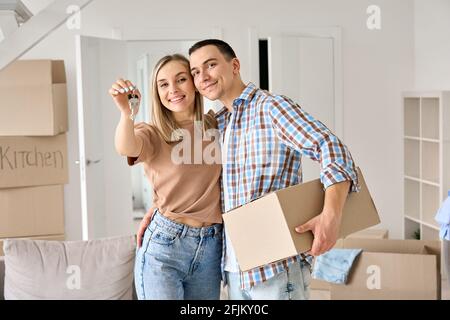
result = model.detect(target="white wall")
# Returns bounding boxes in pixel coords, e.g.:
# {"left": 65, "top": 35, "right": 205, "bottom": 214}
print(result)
{"left": 414, "top": 0, "right": 450, "bottom": 89}
{"left": 21, "top": 0, "right": 55, "bottom": 15}
{"left": 22, "top": 0, "right": 417, "bottom": 239}
{"left": 0, "top": 11, "right": 19, "bottom": 41}
{"left": 21, "top": 27, "right": 82, "bottom": 240}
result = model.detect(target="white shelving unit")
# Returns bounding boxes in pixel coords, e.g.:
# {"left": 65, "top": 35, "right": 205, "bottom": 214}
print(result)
{"left": 403, "top": 91, "right": 450, "bottom": 240}
{"left": 403, "top": 91, "right": 450, "bottom": 278}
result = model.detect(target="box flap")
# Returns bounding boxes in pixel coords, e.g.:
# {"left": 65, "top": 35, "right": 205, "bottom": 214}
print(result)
{"left": 422, "top": 244, "right": 442, "bottom": 271}
{"left": 0, "top": 60, "right": 66, "bottom": 86}
{"left": 342, "top": 238, "right": 441, "bottom": 258}
{"left": 52, "top": 84, "right": 69, "bottom": 134}
{"left": 51, "top": 60, "right": 66, "bottom": 84}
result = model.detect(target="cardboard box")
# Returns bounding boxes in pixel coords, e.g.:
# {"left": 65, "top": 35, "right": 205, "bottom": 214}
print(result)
{"left": 0, "top": 185, "right": 65, "bottom": 238}
{"left": 0, "top": 134, "right": 68, "bottom": 188}
{"left": 346, "top": 228, "right": 388, "bottom": 240}
{"left": 0, "top": 234, "right": 65, "bottom": 256}
{"left": 330, "top": 238, "right": 441, "bottom": 300}
{"left": 0, "top": 60, "right": 68, "bottom": 136}
{"left": 223, "top": 168, "right": 380, "bottom": 271}
{"left": 310, "top": 228, "right": 389, "bottom": 291}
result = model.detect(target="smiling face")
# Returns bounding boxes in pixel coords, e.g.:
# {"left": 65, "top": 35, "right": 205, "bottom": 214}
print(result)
{"left": 156, "top": 60, "right": 196, "bottom": 117}
{"left": 189, "top": 45, "right": 238, "bottom": 102}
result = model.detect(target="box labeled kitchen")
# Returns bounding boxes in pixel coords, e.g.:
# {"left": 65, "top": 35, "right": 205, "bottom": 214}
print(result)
{"left": 0, "top": 134, "right": 68, "bottom": 188}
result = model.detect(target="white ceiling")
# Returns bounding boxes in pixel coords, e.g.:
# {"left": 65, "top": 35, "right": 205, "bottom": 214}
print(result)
{"left": 0, "top": 0, "right": 94, "bottom": 71}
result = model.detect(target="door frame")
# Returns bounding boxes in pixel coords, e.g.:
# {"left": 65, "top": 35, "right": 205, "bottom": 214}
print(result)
{"left": 75, "top": 28, "right": 223, "bottom": 240}
{"left": 248, "top": 27, "right": 343, "bottom": 139}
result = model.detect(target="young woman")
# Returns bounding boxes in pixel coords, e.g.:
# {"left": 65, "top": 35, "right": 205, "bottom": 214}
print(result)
{"left": 109, "top": 54, "right": 223, "bottom": 300}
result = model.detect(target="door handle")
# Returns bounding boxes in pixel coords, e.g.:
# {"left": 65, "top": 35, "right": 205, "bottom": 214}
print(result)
{"left": 75, "top": 159, "right": 101, "bottom": 166}
{"left": 86, "top": 159, "right": 101, "bottom": 166}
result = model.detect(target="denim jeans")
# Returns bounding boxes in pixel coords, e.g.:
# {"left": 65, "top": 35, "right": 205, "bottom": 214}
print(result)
{"left": 225, "top": 260, "right": 311, "bottom": 300}
{"left": 134, "top": 210, "right": 223, "bottom": 300}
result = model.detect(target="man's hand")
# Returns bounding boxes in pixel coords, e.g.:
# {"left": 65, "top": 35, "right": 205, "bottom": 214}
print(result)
{"left": 136, "top": 209, "right": 155, "bottom": 248}
{"left": 295, "top": 210, "right": 342, "bottom": 256}
{"left": 295, "top": 180, "right": 351, "bottom": 256}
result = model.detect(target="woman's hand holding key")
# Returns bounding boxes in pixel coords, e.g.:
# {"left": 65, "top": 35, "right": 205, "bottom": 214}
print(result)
{"left": 109, "top": 78, "right": 141, "bottom": 120}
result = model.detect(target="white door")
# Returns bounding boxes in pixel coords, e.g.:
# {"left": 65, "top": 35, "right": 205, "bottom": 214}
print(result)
{"left": 75, "top": 35, "right": 218, "bottom": 240}
{"left": 75, "top": 35, "right": 131, "bottom": 240}
{"left": 269, "top": 35, "right": 337, "bottom": 183}
{"left": 132, "top": 54, "right": 152, "bottom": 218}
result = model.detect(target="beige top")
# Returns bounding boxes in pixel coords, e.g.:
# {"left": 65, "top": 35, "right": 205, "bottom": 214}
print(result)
{"left": 127, "top": 116, "right": 222, "bottom": 225}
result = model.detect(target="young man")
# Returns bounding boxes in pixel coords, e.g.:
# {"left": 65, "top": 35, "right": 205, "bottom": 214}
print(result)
{"left": 188, "top": 39, "right": 359, "bottom": 300}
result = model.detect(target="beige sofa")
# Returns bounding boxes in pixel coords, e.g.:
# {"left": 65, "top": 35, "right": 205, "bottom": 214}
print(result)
{"left": 1, "top": 236, "right": 136, "bottom": 300}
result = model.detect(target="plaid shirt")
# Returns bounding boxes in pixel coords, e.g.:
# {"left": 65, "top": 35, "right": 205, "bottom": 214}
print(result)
{"left": 216, "top": 82, "right": 359, "bottom": 290}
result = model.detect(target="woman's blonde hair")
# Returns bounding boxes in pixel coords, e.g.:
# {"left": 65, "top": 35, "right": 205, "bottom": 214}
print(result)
{"left": 150, "top": 54, "right": 214, "bottom": 142}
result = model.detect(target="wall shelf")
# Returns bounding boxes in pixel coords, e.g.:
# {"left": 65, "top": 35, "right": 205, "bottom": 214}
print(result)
{"left": 403, "top": 91, "right": 450, "bottom": 278}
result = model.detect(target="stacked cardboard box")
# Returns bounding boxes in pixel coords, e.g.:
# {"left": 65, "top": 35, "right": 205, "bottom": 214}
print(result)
{"left": 0, "top": 60, "right": 68, "bottom": 253}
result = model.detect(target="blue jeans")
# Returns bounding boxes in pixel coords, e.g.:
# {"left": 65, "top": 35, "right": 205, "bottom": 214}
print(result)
{"left": 134, "top": 210, "right": 223, "bottom": 300}
{"left": 226, "top": 260, "right": 311, "bottom": 300}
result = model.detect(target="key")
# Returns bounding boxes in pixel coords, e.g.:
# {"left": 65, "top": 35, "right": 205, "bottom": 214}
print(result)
{"left": 128, "top": 92, "right": 139, "bottom": 121}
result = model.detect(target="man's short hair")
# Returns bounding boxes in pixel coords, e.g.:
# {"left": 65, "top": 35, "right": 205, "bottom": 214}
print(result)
{"left": 189, "top": 39, "right": 237, "bottom": 61}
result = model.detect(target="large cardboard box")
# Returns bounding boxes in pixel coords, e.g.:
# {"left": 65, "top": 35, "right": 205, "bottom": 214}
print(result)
{"left": 0, "top": 60, "right": 68, "bottom": 136}
{"left": 330, "top": 238, "right": 441, "bottom": 300}
{"left": 0, "top": 185, "right": 65, "bottom": 238}
{"left": 223, "top": 168, "right": 380, "bottom": 271}
{"left": 0, "top": 134, "right": 68, "bottom": 188}
{"left": 0, "top": 234, "right": 65, "bottom": 256}
{"left": 346, "top": 228, "right": 389, "bottom": 240}
{"left": 310, "top": 228, "right": 389, "bottom": 291}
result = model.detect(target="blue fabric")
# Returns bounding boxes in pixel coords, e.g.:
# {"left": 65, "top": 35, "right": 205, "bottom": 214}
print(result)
{"left": 311, "top": 248, "right": 362, "bottom": 284}
{"left": 435, "top": 195, "right": 450, "bottom": 240}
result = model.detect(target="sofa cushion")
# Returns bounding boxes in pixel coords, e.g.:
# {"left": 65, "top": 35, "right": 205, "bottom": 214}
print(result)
{"left": 3, "top": 235, "right": 136, "bottom": 300}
